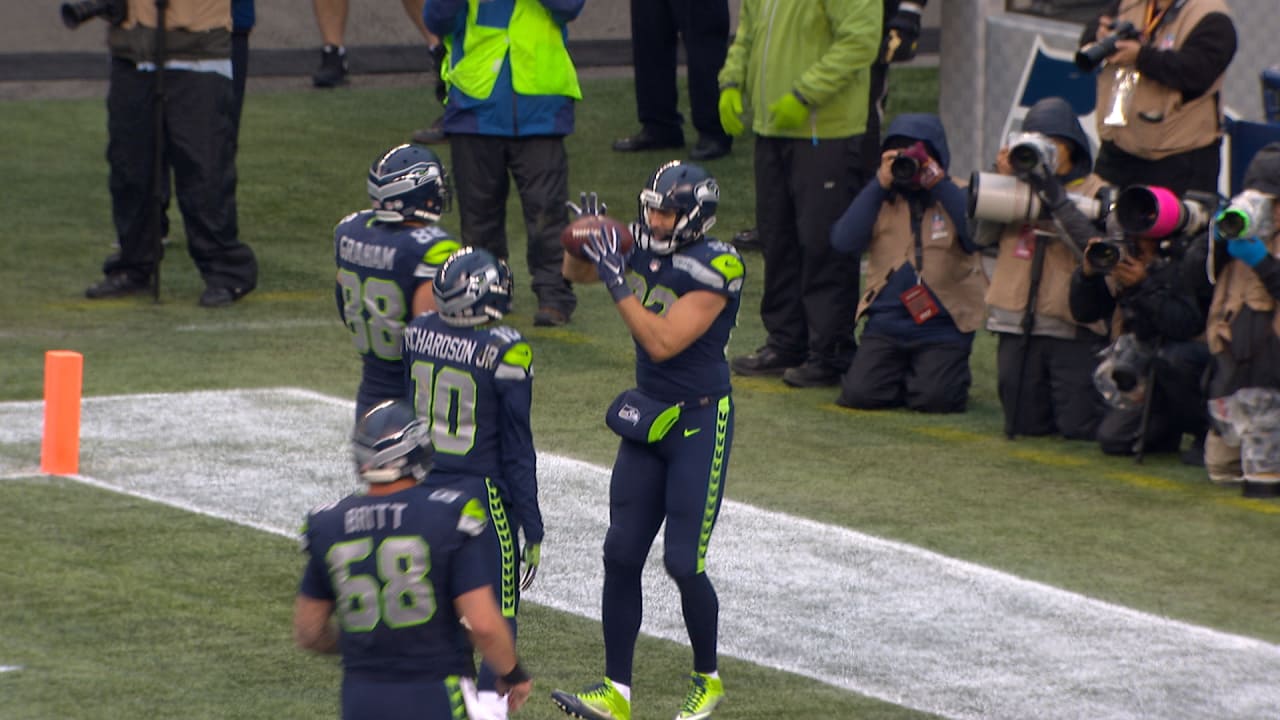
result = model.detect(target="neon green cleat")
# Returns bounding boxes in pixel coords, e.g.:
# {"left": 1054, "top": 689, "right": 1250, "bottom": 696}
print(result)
{"left": 550, "top": 678, "right": 631, "bottom": 720}
{"left": 674, "top": 672, "right": 724, "bottom": 720}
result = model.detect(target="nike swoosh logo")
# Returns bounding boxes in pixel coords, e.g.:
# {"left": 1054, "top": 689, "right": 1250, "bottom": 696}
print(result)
{"left": 683, "top": 427, "right": 701, "bottom": 437}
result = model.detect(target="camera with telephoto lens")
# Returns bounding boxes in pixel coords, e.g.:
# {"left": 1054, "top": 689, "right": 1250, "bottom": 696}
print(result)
{"left": 1075, "top": 20, "right": 1141, "bottom": 73}
{"left": 967, "top": 171, "right": 1113, "bottom": 225}
{"left": 1215, "top": 189, "right": 1275, "bottom": 241}
{"left": 1085, "top": 185, "right": 1216, "bottom": 271}
{"left": 889, "top": 141, "right": 944, "bottom": 188}
{"left": 61, "top": 0, "right": 126, "bottom": 28}
{"left": 1093, "top": 333, "right": 1153, "bottom": 410}
{"left": 1006, "top": 132, "right": 1060, "bottom": 176}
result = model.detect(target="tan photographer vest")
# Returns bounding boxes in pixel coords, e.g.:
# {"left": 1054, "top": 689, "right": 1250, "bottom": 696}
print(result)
{"left": 1206, "top": 234, "right": 1280, "bottom": 354}
{"left": 1095, "top": 0, "right": 1230, "bottom": 160}
{"left": 985, "top": 175, "right": 1109, "bottom": 336}
{"left": 858, "top": 197, "right": 988, "bottom": 333}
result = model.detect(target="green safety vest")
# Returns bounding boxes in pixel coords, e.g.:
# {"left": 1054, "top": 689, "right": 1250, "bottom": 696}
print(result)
{"left": 444, "top": 0, "right": 582, "bottom": 101}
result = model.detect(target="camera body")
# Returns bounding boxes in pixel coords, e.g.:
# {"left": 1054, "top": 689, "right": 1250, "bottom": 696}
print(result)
{"left": 1006, "top": 132, "right": 1060, "bottom": 176}
{"left": 1084, "top": 237, "right": 1136, "bottom": 273}
{"left": 1215, "top": 189, "right": 1275, "bottom": 241}
{"left": 61, "top": 0, "right": 126, "bottom": 29}
{"left": 967, "top": 171, "right": 1111, "bottom": 226}
{"left": 1075, "top": 20, "right": 1141, "bottom": 73}
{"left": 1093, "top": 333, "right": 1153, "bottom": 410}
{"left": 889, "top": 141, "right": 944, "bottom": 189}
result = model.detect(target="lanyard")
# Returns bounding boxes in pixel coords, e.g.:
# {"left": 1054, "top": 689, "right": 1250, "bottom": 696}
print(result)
{"left": 1142, "top": 0, "right": 1177, "bottom": 40}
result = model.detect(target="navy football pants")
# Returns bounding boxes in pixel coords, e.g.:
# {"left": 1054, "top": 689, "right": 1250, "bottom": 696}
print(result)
{"left": 601, "top": 396, "right": 733, "bottom": 684}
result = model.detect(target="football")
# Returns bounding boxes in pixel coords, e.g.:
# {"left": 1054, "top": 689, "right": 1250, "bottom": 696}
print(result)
{"left": 561, "top": 215, "right": 634, "bottom": 260}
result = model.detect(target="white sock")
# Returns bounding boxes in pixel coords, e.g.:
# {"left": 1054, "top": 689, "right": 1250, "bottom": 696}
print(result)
{"left": 607, "top": 678, "right": 632, "bottom": 702}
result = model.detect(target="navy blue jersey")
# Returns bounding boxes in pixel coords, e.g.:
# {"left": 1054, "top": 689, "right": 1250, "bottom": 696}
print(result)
{"left": 402, "top": 312, "right": 544, "bottom": 545}
{"left": 333, "top": 210, "right": 461, "bottom": 409}
{"left": 298, "top": 483, "right": 492, "bottom": 678}
{"left": 625, "top": 237, "right": 744, "bottom": 402}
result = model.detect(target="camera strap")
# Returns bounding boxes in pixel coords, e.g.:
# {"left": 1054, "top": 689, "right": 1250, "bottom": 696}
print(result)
{"left": 908, "top": 195, "right": 926, "bottom": 278}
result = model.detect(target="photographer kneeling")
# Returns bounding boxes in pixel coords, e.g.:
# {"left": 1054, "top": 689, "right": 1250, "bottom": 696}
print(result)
{"left": 830, "top": 113, "right": 986, "bottom": 413}
{"left": 975, "top": 97, "right": 1110, "bottom": 440}
{"left": 1069, "top": 228, "right": 1210, "bottom": 460}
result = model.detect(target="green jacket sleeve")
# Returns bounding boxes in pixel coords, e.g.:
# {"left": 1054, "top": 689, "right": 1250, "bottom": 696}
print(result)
{"left": 718, "top": 0, "right": 755, "bottom": 90}
{"left": 794, "top": 0, "right": 882, "bottom": 107}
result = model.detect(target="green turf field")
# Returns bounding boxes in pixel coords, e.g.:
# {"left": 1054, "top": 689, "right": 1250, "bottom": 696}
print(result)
{"left": 1, "top": 69, "right": 1278, "bottom": 719}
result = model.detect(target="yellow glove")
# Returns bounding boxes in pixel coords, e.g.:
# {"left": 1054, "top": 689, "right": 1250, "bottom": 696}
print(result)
{"left": 718, "top": 87, "right": 745, "bottom": 137}
{"left": 769, "top": 91, "right": 809, "bottom": 131}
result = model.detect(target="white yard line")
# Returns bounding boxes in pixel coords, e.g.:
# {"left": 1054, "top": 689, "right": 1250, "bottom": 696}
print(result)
{"left": 1, "top": 388, "right": 1278, "bottom": 719}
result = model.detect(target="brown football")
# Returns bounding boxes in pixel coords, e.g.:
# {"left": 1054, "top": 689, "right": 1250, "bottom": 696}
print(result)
{"left": 561, "top": 215, "right": 634, "bottom": 260}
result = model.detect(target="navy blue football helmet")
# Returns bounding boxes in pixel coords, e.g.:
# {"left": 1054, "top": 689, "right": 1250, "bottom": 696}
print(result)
{"left": 352, "top": 399, "right": 432, "bottom": 483}
{"left": 368, "top": 144, "right": 451, "bottom": 223}
{"left": 433, "top": 247, "right": 514, "bottom": 327}
{"left": 636, "top": 160, "right": 720, "bottom": 254}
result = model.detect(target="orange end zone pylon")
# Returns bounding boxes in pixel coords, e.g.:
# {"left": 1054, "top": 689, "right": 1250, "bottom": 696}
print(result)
{"left": 40, "top": 350, "right": 83, "bottom": 476}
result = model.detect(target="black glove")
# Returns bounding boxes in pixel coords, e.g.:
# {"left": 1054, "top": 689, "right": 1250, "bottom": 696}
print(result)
{"left": 882, "top": 1, "right": 923, "bottom": 63}
{"left": 1028, "top": 172, "right": 1098, "bottom": 252}
{"left": 429, "top": 44, "right": 448, "bottom": 102}
{"left": 1025, "top": 168, "right": 1069, "bottom": 210}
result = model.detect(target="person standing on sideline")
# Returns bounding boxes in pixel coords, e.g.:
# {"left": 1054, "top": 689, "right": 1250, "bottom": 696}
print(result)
{"left": 84, "top": 0, "right": 258, "bottom": 308}
{"left": 1080, "top": 0, "right": 1236, "bottom": 195}
{"left": 310, "top": 0, "right": 439, "bottom": 88}
{"left": 404, "top": 247, "right": 544, "bottom": 719}
{"left": 424, "top": 0, "right": 583, "bottom": 327}
{"left": 294, "top": 399, "right": 534, "bottom": 720}
{"left": 862, "top": 0, "right": 927, "bottom": 176}
{"left": 335, "top": 144, "right": 460, "bottom": 421}
{"left": 719, "top": 0, "right": 882, "bottom": 388}
{"left": 551, "top": 162, "right": 743, "bottom": 720}
{"left": 610, "top": 0, "right": 733, "bottom": 162}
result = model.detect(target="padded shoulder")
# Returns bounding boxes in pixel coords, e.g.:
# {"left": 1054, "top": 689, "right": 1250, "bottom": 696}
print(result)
{"left": 674, "top": 238, "right": 746, "bottom": 295}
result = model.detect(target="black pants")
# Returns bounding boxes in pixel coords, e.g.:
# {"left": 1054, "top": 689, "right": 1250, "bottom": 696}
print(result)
{"left": 753, "top": 136, "right": 864, "bottom": 368}
{"left": 861, "top": 62, "right": 890, "bottom": 175}
{"left": 996, "top": 331, "right": 1105, "bottom": 440}
{"left": 449, "top": 134, "right": 576, "bottom": 314}
{"left": 1094, "top": 139, "right": 1222, "bottom": 196}
{"left": 231, "top": 28, "right": 250, "bottom": 141}
{"left": 838, "top": 333, "right": 973, "bottom": 413}
{"left": 105, "top": 58, "right": 257, "bottom": 292}
{"left": 629, "top": 0, "right": 730, "bottom": 144}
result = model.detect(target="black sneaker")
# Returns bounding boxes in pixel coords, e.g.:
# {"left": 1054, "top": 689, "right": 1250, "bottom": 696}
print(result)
{"left": 730, "top": 346, "right": 801, "bottom": 376}
{"left": 732, "top": 228, "right": 762, "bottom": 252}
{"left": 85, "top": 272, "right": 151, "bottom": 299}
{"left": 199, "top": 285, "right": 252, "bottom": 308}
{"left": 312, "top": 45, "right": 348, "bottom": 88}
{"left": 782, "top": 361, "right": 843, "bottom": 388}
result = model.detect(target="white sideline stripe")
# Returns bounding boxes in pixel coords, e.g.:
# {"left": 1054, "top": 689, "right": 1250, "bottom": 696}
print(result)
{"left": 0, "top": 665, "right": 22, "bottom": 673}
{"left": 1, "top": 388, "right": 1278, "bottom": 720}
{"left": 174, "top": 319, "right": 336, "bottom": 332}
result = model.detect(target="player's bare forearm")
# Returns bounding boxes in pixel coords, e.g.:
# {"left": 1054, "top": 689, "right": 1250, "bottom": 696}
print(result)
{"left": 292, "top": 595, "right": 339, "bottom": 654}
{"left": 456, "top": 587, "right": 518, "bottom": 671}
{"left": 616, "top": 290, "right": 725, "bottom": 362}
{"left": 562, "top": 253, "right": 598, "bottom": 284}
